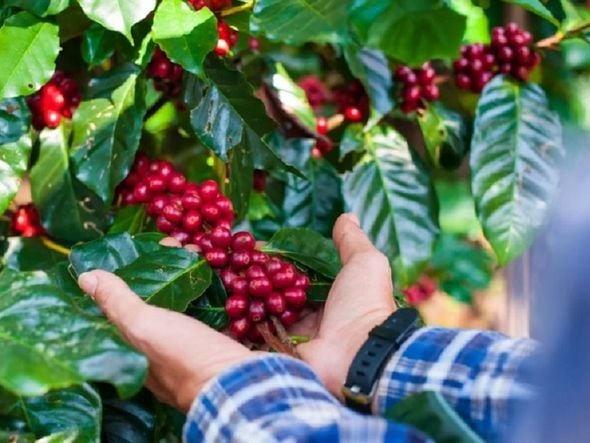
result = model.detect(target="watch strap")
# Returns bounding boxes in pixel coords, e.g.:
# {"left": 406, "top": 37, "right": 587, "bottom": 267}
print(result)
{"left": 342, "top": 308, "right": 420, "bottom": 413}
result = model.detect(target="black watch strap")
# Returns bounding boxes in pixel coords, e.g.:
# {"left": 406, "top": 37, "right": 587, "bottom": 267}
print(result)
{"left": 342, "top": 308, "right": 420, "bottom": 413}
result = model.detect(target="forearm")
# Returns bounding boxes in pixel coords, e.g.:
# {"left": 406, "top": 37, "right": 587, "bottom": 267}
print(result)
{"left": 374, "top": 327, "right": 538, "bottom": 441}
{"left": 184, "top": 354, "right": 431, "bottom": 443}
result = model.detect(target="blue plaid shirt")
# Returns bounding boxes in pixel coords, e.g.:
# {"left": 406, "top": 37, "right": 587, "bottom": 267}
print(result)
{"left": 183, "top": 327, "right": 537, "bottom": 442}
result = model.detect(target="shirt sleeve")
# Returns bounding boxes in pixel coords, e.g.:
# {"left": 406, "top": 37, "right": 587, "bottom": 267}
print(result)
{"left": 183, "top": 354, "right": 431, "bottom": 443}
{"left": 374, "top": 327, "right": 538, "bottom": 442}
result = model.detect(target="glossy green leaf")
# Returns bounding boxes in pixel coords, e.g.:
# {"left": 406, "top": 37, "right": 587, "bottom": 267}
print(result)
{"left": 251, "top": 0, "right": 351, "bottom": 45}
{"left": 342, "top": 125, "right": 439, "bottom": 286}
{"left": 100, "top": 387, "right": 156, "bottom": 443}
{"left": 228, "top": 137, "right": 253, "bottom": 221}
{"left": 70, "top": 68, "right": 147, "bottom": 203}
{"left": 4, "top": 384, "right": 101, "bottom": 442}
{"left": 31, "top": 127, "right": 111, "bottom": 243}
{"left": 190, "top": 58, "right": 276, "bottom": 162}
{"left": 76, "top": 0, "right": 156, "bottom": 42}
{"left": 108, "top": 205, "right": 147, "bottom": 235}
{"left": 70, "top": 232, "right": 145, "bottom": 275}
{"left": 435, "top": 180, "right": 480, "bottom": 237}
{"left": 0, "top": 12, "right": 59, "bottom": 99}
{"left": 385, "top": 391, "right": 484, "bottom": 443}
{"left": 0, "top": 269, "right": 147, "bottom": 397}
{"left": 82, "top": 24, "right": 117, "bottom": 66}
{"left": 431, "top": 234, "right": 493, "bottom": 304}
{"left": 0, "top": 98, "right": 31, "bottom": 214}
{"left": 153, "top": 0, "right": 217, "bottom": 78}
{"left": 189, "top": 273, "right": 228, "bottom": 330}
{"left": 3, "top": 237, "right": 66, "bottom": 271}
{"left": 448, "top": 0, "right": 489, "bottom": 43}
{"left": 4, "top": 0, "right": 72, "bottom": 17}
{"left": 339, "top": 123, "right": 366, "bottom": 160}
{"left": 262, "top": 228, "right": 341, "bottom": 279}
{"left": 501, "top": 0, "right": 559, "bottom": 26}
{"left": 418, "top": 103, "right": 468, "bottom": 170}
{"left": 349, "top": 0, "right": 466, "bottom": 66}
{"left": 115, "top": 247, "right": 212, "bottom": 312}
{"left": 267, "top": 63, "right": 316, "bottom": 132}
{"left": 283, "top": 161, "right": 343, "bottom": 238}
{"left": 470, "top": 76, "right": 564, "bottom": 265}
{"left": 343, "top": 45, "right": 393, "bottom": 120}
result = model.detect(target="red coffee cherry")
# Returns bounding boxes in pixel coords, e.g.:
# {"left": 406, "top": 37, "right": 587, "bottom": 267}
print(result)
{"left": 248, "top": 277, "right": 272, "bottom": 297}
{"left": 248, "top": 299, "right": 266, "bottom": 322}
{"left": 266, "top": 292, "right": 287, "bottom": 315}
{"left": 245, "top": 265, "right": 267, "bottom": 280}
{"left": 201, "top": 203, "right": 221, "bottom": 223}
{"left": 283, "top": 287, "right": 307, "bottom": 308}
{"left": 205, "top": 249, "right": 229, "bottom": 268}
{"left": 250, "top": 251, "right": 269, "bottom": 266}
{"left": 156, "top": 216, "right": 175, "bottom": 233}
{"left": 279, "top": 310, "right": 299, "bottom": 327}
{"left": 230, "top": 251, "right": 251, "bottom": 270}
{"left": 181, "top": 191, "right": 202, "bottom": 210}
{"left": 225, "top": 294, "right": 249, "bottom": 318}
{"left": 230, "top": 277, "right": 248, "bottom": 295}
{"left": 182, "top": 210, "right": 202, "bottom": 232}
{"left": 210, "top": 226, "right": 232, "bottom": 248}
{"left": 232, "top": 231, "right": 256, "bottom": 252}
{"left": 229, "top": 317, "right": 250, "bottom": 339}
{"left": 162, "top": 203, "right": 183, "bottom": 224}
{"left": 147, "top": 195, "right": 168, "bottom": 217}
{"left": 199, "top": 180, "right": 220, "bottom": 201}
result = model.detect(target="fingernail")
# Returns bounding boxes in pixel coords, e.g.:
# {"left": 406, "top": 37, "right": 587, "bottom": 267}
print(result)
{"left": 78, "top": 272, "right": 98, "bottom": 297}
{"left": 347, "top": 213, "right": 360, "bottom": 227}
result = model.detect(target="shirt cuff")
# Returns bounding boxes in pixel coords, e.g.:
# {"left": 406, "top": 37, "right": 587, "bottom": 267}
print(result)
{"left": 183, "top": 354, "right": 340, "bottom": 442}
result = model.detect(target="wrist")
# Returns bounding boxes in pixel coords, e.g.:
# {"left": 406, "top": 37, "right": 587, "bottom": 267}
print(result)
{"left": 298, "top": 309, "right": 393, "bottom": 401}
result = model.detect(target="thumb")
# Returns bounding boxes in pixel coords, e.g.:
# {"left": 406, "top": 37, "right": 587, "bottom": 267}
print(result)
{"left": 78, "top": 270, "right": 147, "bottom": 331}
{"left": 332, "top": 213, "right": 380, "bottom": 264}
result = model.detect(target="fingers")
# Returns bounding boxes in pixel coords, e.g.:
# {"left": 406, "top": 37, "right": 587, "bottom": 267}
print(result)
{"left": 159, "top": 237, "right": 182, "bottom": 248}
{"left": 332, "top": 213, "right": 380, "bottom": 265}
{"left": 78, "top": 270, "right": 147, "bottom": 332}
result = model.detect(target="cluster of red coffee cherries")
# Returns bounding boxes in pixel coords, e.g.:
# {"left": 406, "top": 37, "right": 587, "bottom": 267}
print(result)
{"left": 11, "top": 204, "right": 45, "bottom": 238}
{"left": 403, "top": 275, "right": 437, "bottom": 306}
{"left": 454, "top": 23, "right": 540, "bottom": 93}
{"left": 147, "top": 48, "right": 184, "bottom": 98}
{"left": 298, "top": 76, "right": 369, "bottom": 156}
{"left": 117, "top": 154, "right": 310, "bottom": 341}
{"left": 394, "top": 63, "right": 440, "bottom": 114}
{"left": 27, "top": 71, "right": 81, "bottom": 130}
{"left": 187, "top": 0, "right": 238, "bottom": 57}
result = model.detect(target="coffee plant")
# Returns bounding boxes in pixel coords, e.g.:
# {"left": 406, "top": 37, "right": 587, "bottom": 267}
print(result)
{"left": 0, "top": 0, "right": 586, "bottom": 440}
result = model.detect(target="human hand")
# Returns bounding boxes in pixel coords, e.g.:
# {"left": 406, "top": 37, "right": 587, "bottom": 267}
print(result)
{"left": 77, "top": 264, "right": 255, "bottom": 413}
{"left": 296, "top": 213, "right": 396, "bottom": 400}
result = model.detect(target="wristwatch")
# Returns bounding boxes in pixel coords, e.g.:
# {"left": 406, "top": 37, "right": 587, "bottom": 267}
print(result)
{"left": 342, "top": 308, "right": 420, "bottom": 413}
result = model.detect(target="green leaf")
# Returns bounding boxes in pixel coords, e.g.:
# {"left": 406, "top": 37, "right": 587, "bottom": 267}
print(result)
{"left": 30, "top": 127, "right": 111, "bottom": 243}
{"left": 70, "top": 68, "right": 147, "bottom": 203}
{"left": 76, "top": 0, "right": 156, "bottom": 43}
{"left": 190, "top": 58, "right": 276, "bottom": 162}
{"left": 384, "top": 391, "right": 484, "bottom": 443}
{"left": 3, "top": 0, "right": 72, "bottom": 17}
{"left": 115, "top": 248, "right": 212, "bottom": 312}
{"left": 418, "top": 103, "right": 468, "bottom": 170}
{"left": 283, "top": 161, "right": 343, "bottom": 238}
{"left": 189, "top": 273, "right": 228, "bottom": 330}
{"left": 82, "top": 24, "right": 117, "bottom": 66}
{"left": 70, "top": 232, "right": 144, "bottom": 275}
{"left": 153, "top": 0, "right": 217, "bottom": 78}
{"left": 3, "top": 237, "right": 66, "bottom": 271}
{"left": 228, "top": 138, "right": 253, "bottom": 221}
{"left": 343, "top": 45, "right": 393, "bottom": 120}
{"left": 108, "top": 205, "right": 147, "bottom": 234}
{"left": 448, "top": 0, "right": 490, "bottom": 44}
{"left": 267, "top": 63, "right": 316, "bottom": 132}
{"left": 342, "top": 125, "right": 439, "bottom": 286}
{"left": 501, "top": 0, "right": 559, "bottom": 26}
{"left": 435, "top": 180, "right": 480, "bottom": 237}
{"left": 339, "top": 123, "right": 366, "bottom": 160}
{"left": 0, "top": 269, "right": 147, "bottom": 397}
{"left": 0, "top": 98, "right": 32, "bottom": 214}
{"left": 100, "top": 387, "right": 156, "bottom": 442}
{"left": 349, "top": 0, "right": 466, "bottom": 66}
{"left": 262, "top": 228, "right": 341, "bottom": 279}
{"left": 470, "top": 76, "right": 564, "bottom": 265}
{"left": 4, "top": 384, "right": 101, "bottom": 441}
{"left": 251, "top": 0, "right": 351, "bottom": 45}
{"left": 70, "top": 233, "right": 212, "bottom": 312}
{"left": 0, "top": 12, "right": 60, "bottom": 99}
{"left": 431, "top": 234, "right": 493, "bottom": 304}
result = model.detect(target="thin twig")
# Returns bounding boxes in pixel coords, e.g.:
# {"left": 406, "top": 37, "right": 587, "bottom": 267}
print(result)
{"left": 41, "top": 237, "right": 71, "bottom": 255}
{"left": 220, "top": 1, "right": 254, "bottom": 17}
{"left": 257, "top": 321, "right": 300, "bottom": 358}
{"left": 536, "top": 22, "right": 590, "bottom": 49}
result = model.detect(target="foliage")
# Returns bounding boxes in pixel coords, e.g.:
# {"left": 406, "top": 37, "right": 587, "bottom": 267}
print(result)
{"left": 0, "top": 0, "right": 583, "bottom": 439}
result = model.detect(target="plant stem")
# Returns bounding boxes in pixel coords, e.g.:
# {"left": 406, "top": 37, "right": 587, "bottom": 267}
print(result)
{"left": 145, "top": 96, "right": 169, "bottom": 121}
{"left": 41, "top": 237, "right": 71, "bottom": 255}
{"left": 220, "top": 1, "right": 254, "bottom": 17}
{"left": 536, "top": 21, "right": 590, "bottom": 49}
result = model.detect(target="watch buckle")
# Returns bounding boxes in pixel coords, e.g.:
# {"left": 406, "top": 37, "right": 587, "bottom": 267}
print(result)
{"left": 341, "top": 385, "right": 372, "bottom": 406}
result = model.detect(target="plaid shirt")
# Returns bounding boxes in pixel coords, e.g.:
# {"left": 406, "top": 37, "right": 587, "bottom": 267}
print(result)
{"left": 184, "top": 327, "right": 537, "bottom": 442}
